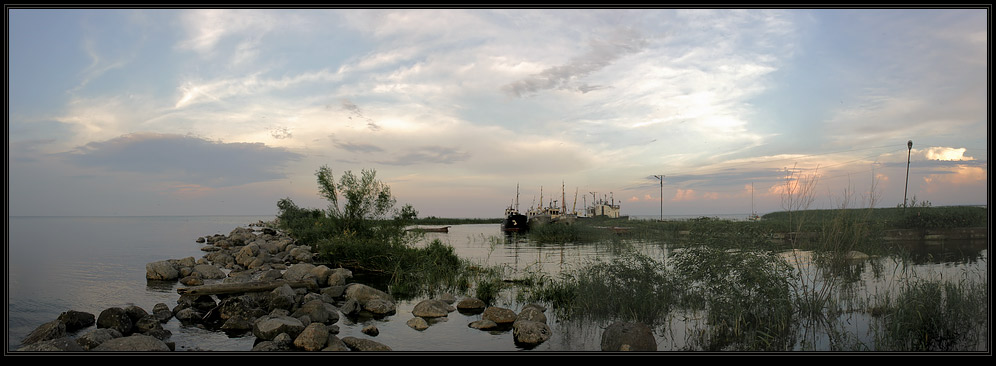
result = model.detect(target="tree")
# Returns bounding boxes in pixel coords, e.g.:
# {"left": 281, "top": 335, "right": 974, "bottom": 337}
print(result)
{"left": 314, "top": 165, "right": 416, "bottom": 240}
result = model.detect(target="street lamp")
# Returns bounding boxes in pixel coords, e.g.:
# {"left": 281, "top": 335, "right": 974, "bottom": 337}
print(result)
{"left": 904, "top": 140, "right": 912, "bottom": 212}
{"left": 653, "top": 175, "right": 665, "bottom": 221}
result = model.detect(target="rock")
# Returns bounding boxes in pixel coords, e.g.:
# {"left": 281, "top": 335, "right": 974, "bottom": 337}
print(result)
{"left": 17, "top": 337, "right": 85, "bottom": 352}
{"left": 341, "top": 336, "right": 392, "bottom": 351}
{"left": 57, "top": 310, "right": 95, "bottom": 331}
{"left": 293, "top": 323, "right": 330, "bottom": 351}
{"left": 283, "top": 263, "right": 317, "bottom": 282}
{"left": 468, "top": 319, "right": 499, "bottom": 330}
{"left": 600, "top": 321, "right": 657, "bottom": 351}
{"left": 251, "top": 340, "right": 285, "bottom": 352}
{"left": 192, "top": 264, "right": 227, "bottom": 279}
{"left": 146, "top": 260, "right": 179, "bottom": 280}
{"left": 310, "top": 265, "right": 334, "bottom": 286}
{"left": 327, "top": 268, "right": 352, "bottom": 286}
{"left": 288, "top": 246, "right": 314, "bottom": 263}
{"left": 174, "top": 308, "right": 203, "bottom": 323}
{"left": 269, "top": 284, "right": 298, "bottom": 311}
{"left": 345, "top": 284, "right": 395, "bottom": 315}
{"left": 407, "top": 317, "right": 429, "bottom": 331}
{"left": 516, "top": 306, "right": 547, "bottom": 324}
{"left": 133, "top": 315, "right": 164, "bottom": 334}
{"left": 322, "top": 336, "right": 351, "bottom": 351}
{"left": 412, "top": 299, "right": 453, "bottom": 318}
{"left": 361, "top": 325, "right": 379, "bottom": 336}
{"left": 229, "top": 227, "right": 256, "bottom": 245}
{"left": 513, "top": 320, "right": 552, "bottom": 346}
{"left": 363, "top": 299, "right": 396, "bottom": 315}
{"left": 153, "top": 303, "right": 172, "bottom": 323}
{"left": 76, "top": 328, "right": 122, "bottom": 350}
{"left": 21, "top": 319, "right": 65, "bottom": 346}
{"left": 482, "top": 306, "right": 517, "bottom": 325}
{"left": 253, "top": 315, "right": 305, "bottom": 341}
{"left": 456, "top": 297, "right": 486, "bottom": 313}
{"left": 292, "top": 299, "right": 340, "bottom": 325}
{"left": 92, "top": 334, "right": 171, "bottom": 351}
{"left": 97, "top": 307, "right": 133, "bottom": 335}
{"left": 123, "top": 305, "right": 150, "bottom": 323}
{"left": 220, "top": 315, "right": 255, "bottom": 333}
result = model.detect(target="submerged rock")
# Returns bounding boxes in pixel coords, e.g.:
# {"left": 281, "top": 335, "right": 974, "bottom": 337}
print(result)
{"left": 600, "top": 321, "right": 657, "bottom": 351}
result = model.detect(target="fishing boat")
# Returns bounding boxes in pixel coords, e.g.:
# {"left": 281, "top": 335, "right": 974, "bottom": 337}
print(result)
{"left": 406, "top": 226, "right": 450, "bottom": 233}
{"left": 502, "top": 184, "right": 529, "bottom": 233}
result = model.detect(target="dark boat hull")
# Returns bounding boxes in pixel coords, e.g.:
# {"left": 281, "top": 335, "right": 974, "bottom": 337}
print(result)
{"left": 502, "top": 213, "right": 529, "bottom": 232}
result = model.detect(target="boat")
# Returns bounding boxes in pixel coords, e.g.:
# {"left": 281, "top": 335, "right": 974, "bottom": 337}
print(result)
{"left": 502, "top": 184, "right": 529, "bottom": 233}
{"left": 406, "top": 226, "right": 450, "bottom": 233}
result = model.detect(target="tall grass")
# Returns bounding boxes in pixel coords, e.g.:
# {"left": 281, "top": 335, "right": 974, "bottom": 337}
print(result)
{"left": 872, "top": 278, "right": 988, "bottom": 351}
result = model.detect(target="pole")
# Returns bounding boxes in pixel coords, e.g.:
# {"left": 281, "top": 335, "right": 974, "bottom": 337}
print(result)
{"left": 653, "top": 175, "right": 665, "bottom": 221}
{"left": 904, "top": 140, "right": 912, "bottom": 212}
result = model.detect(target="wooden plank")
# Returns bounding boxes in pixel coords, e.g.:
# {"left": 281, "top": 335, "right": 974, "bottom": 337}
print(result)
{"left": 177, "top": 280, "right": 317, "bottom": 296}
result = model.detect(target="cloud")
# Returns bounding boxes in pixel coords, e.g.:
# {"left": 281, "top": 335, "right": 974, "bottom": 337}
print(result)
{"left": 60, "top": 133, "right": 302, "bottom": 187}
{"left": 376, "top": 146, "right": 470, "bottom": 166}
{"left": 501, "top": 28, "right": 648, "bottom": 97}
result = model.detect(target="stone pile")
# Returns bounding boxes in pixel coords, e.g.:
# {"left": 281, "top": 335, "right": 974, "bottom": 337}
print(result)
{"left": 16, "top": 224, "right": 585, "bottom": 352}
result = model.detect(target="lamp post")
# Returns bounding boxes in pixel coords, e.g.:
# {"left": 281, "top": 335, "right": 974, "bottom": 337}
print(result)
{"left": 904, "top": 140, "right": 912, "bottom": 212}
{"left": 653, "top": 175, "right": 665, "bottom": 221}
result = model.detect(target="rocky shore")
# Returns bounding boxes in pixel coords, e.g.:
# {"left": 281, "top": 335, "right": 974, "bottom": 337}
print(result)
{"left": 16, "top": 223, "right": 657, "bottom": 352}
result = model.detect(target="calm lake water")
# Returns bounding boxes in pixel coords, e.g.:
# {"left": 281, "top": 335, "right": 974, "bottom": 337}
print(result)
{"left": 6, "top": 216, "right": 988, "bottom": 352}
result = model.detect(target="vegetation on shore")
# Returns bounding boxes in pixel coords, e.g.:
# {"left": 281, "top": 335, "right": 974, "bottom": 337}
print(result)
{"left": 271, "top": 165, "right": 987, "bottom": 351}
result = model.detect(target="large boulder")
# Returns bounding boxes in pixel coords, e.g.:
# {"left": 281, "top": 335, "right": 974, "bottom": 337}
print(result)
{"left": 20, "top": 320, "right": 65, "bottom": 346}
{"left": 192, "top": 264, "right": 227, "bottom": 279}
{"left": 17, "top": 337, "right": 85, "bottom": 352}
{"left": 282, "top": 263, "right": 317, "bottom": 282}
{"left": 341, "top": 336, "right": 392, "bottom": 351}
{"left": 293, "top": 322, "right": 330, "bottom": 351}
{"left": 96, "top": 307, "right": 133, "bottom": 335}
{"left": 513, "top": 320, "right": 552, "bottom": 346}
{"left": 600, "top": 321, "right": 657, "bottom": 351}
{"left": 456, "top": 297, "right": 486, "bottom": 313}
{"left": 345, "top": 284, "right": 396, "bottom": 315}
{"left": 412, "top": 299, "right": 453, "bottom": 318}
{"left": 292, "top": 299, "right": 340, "bottom": 325}
{"left": 146, "top": 260, "right": 179, "bottom": 280}
{"left": 253, "top": 315, "right": 305, "bottom": 341}
{"left": 482, "top": 307, "right": 517, "bottom": 325}
{"left": 91, "top": 334, "right": 171, "bottom": 351}
{"left": 58, "top": 310, "right": 95, "bottom": 332}
{"left": 75, "top": 328, "right": 122, "bottom": 351}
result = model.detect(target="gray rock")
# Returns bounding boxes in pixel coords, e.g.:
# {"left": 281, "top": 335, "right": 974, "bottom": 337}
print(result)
{"left": 292, "top": 299, "right": 340, "bottom": 325}
{"left": 146, "top": 260, "right": 179, "bottom": 280}
{"left": 341, "top": 336, "right": 391, "bottom": 351}
{"left": 363, "top": 299, "right": 396, "bottom": 315}
{"left": 361, "top": 325, "right": 379, "bottom": 336}
{"left": 269, "top": 284, "right": 298, "bottom": 311}
{"left": 123, "top": 305, "right": 150, "bottom": 323}
{"left": 17, "top": 337, "right": 85, "bottom": 352}
{"left": 97, "top": 307, "right": 133, "bottom": 335}
{"left": 92, "top": 334, "right": 171, "bottom": 351}
{"left": 513, "top": 320, "right": 552, "bottom": 346}
{"left": 220, "top": 315, "right": 255, "bottom": 333}
{"left": 253, "top": 315, "right": 305, "bottom": 341}
{"left": 482, "top": 306, "right": 517, "bottom": 325}
{"left": 456, "top": 297, "right": 486, "bottom": 312}
{"left": 134, "top": 315, "right": 164, "bottom": 334}
{"left": 153, "top": 303, "right": 172, "bottom": 323}
{"left": 192, "top": 264, "right": 227, "bottom": 279}
{"left": 293, "top": 323, "right": 330, "bottom": 351}
{"left": 600, "top": 321, "right": 657, "bottom": 351}
{"left": 412, "top": 299, "right": 453, "bottom": 318}
{"left": 57, "top": 310, "right": 95, "bottom": 331}
{"left": 21, "top": 320, "right": 65, "bottom": 346}
{"left": 283, "top": 263, "right": 317, "bottom": 282}
{"left": 174, "top": 308, "right": 203, "bottom": 323}
{"left": 516, "top": 306, "right": 547, "bottom": 324}
{"left": 407, "top": 317, "right": 429, "bottom": 331}
{"left": 468, "top": 319, "right": 499, "bottom": 330}
{"left": 76, "top": 328, "right": 122, "bottom": 351}
{"left": 322, "top": 336, "right": 351, "bottom": 351}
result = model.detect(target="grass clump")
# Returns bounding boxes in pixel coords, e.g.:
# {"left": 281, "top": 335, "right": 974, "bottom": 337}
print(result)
{"left": 873, "top": 278, "right": 988, "bottom": 351}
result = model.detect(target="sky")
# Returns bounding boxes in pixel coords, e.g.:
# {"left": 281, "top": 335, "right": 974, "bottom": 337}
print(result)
{"left": 6, "top": 7, "right": 990, "bottom": 218}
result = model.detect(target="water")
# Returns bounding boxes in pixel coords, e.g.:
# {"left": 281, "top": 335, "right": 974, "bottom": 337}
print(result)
{"left": 6, "top": 216, "right": 988, "bottom": 352}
